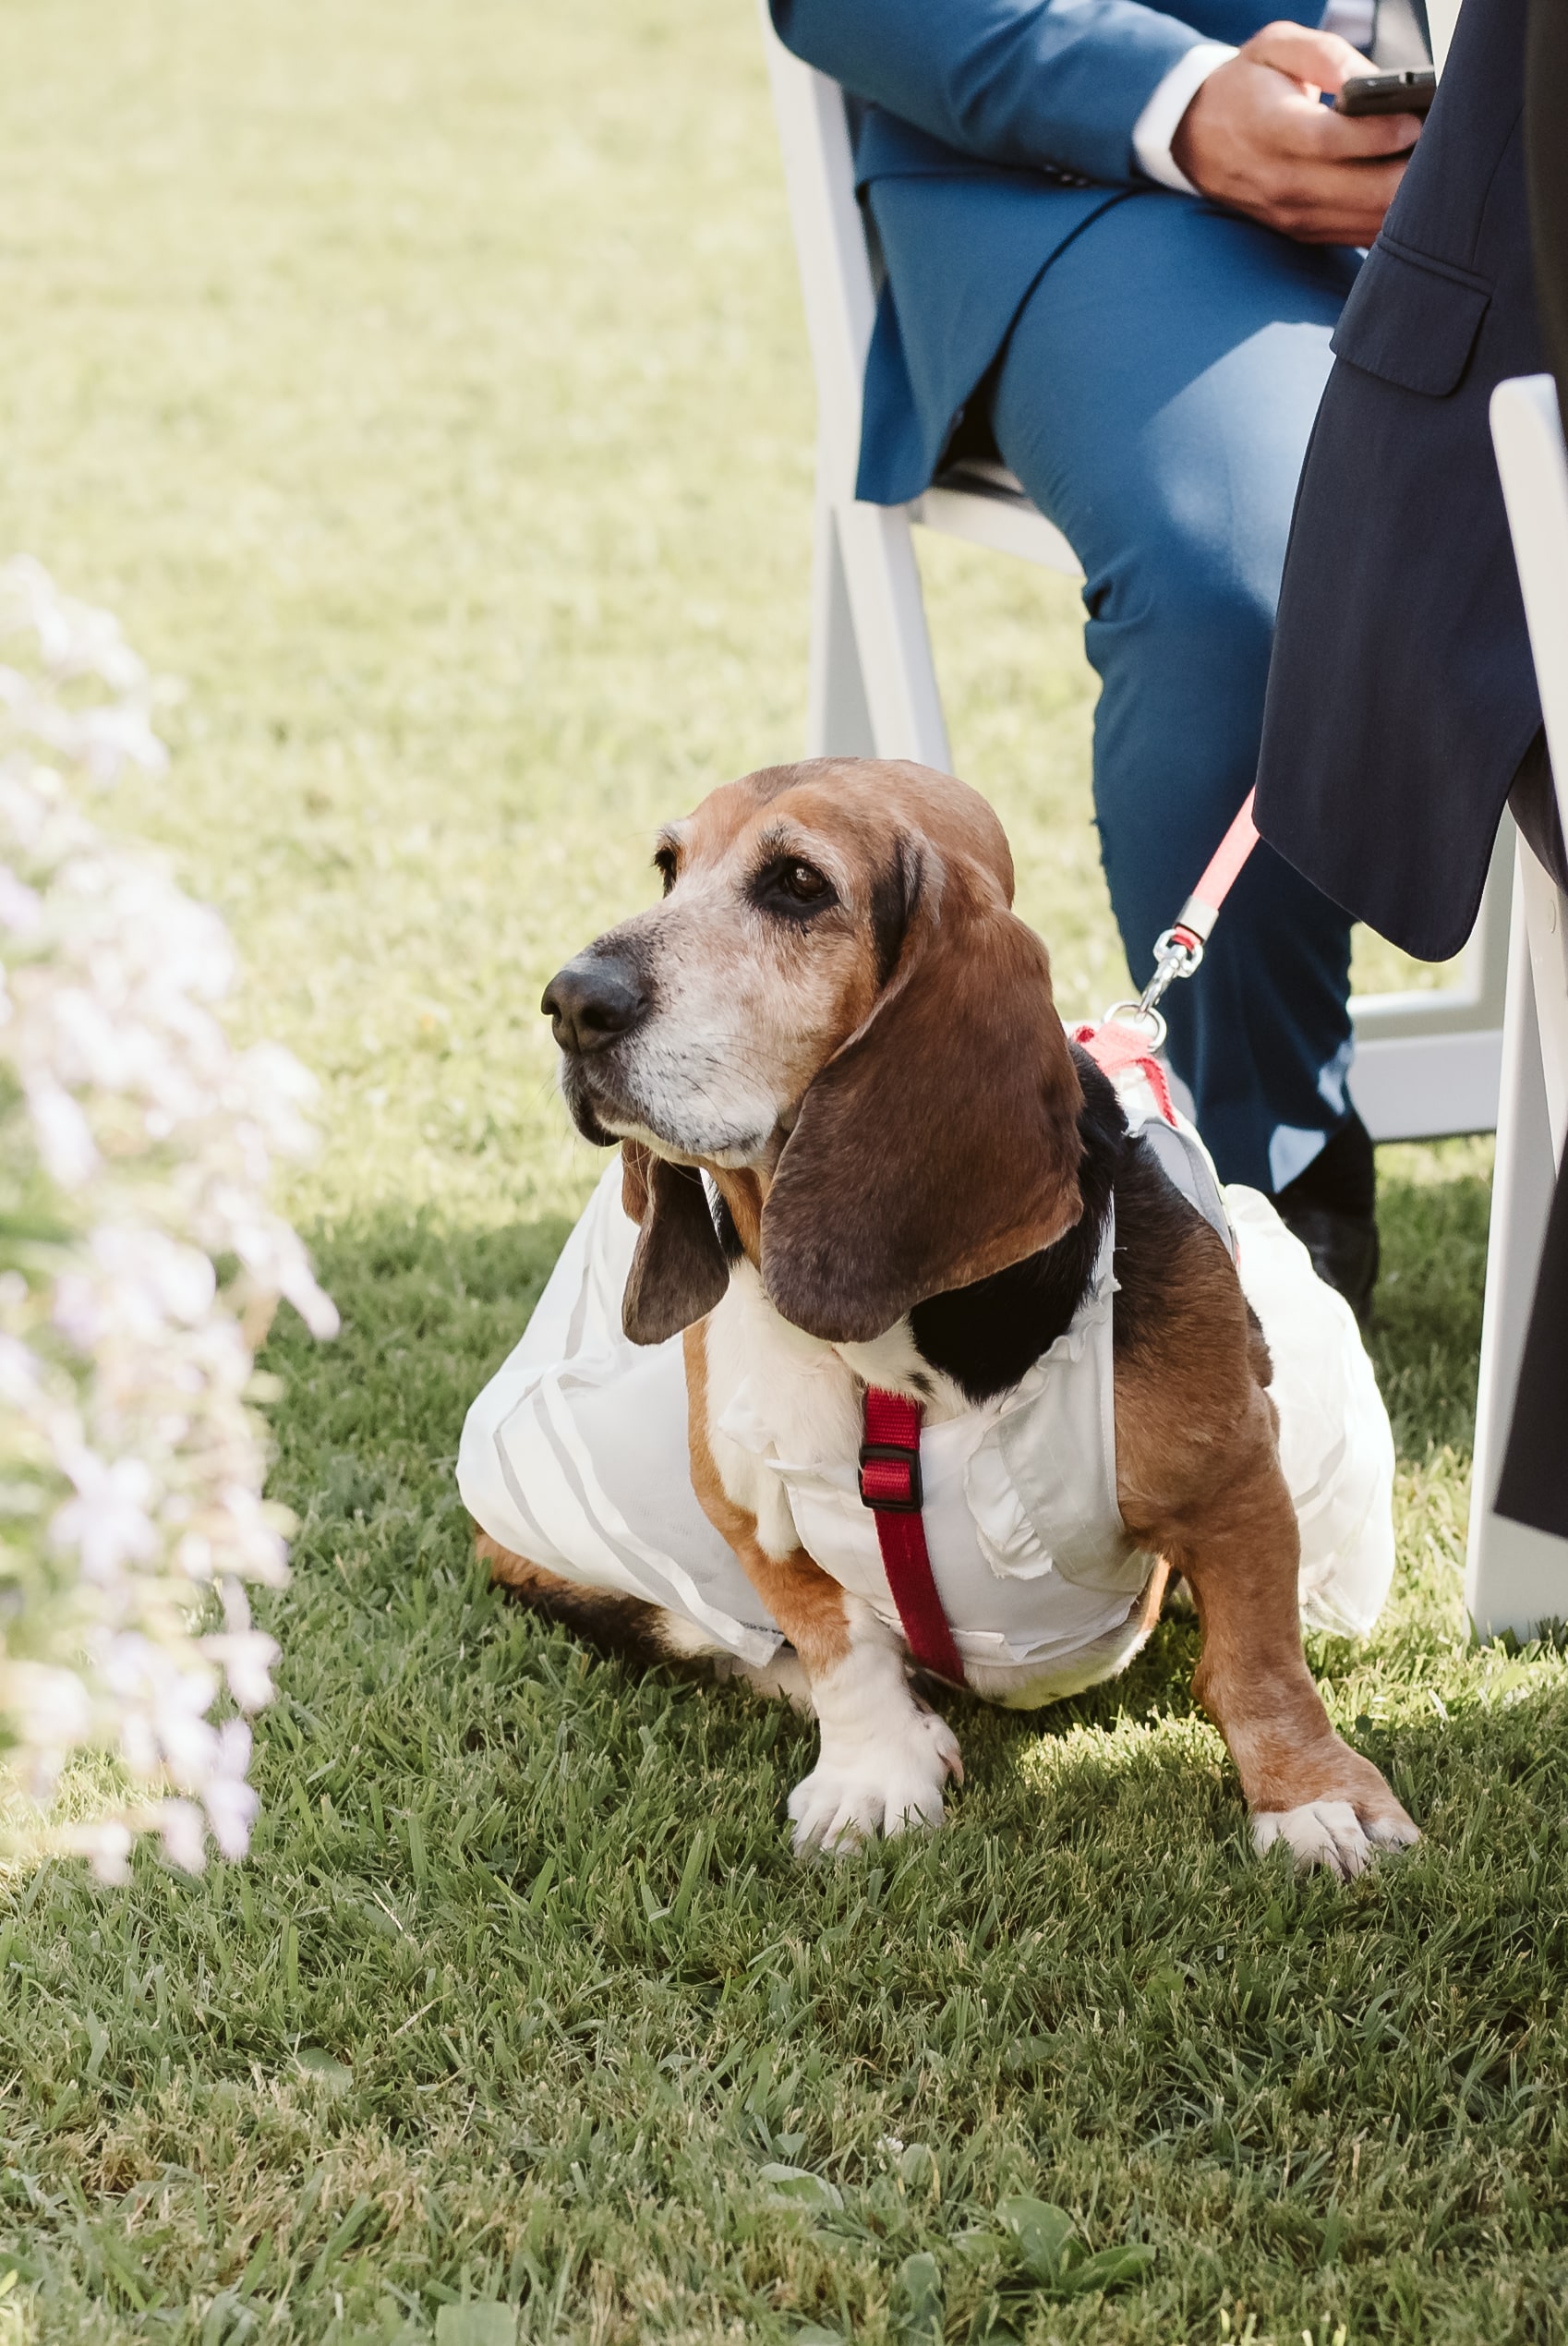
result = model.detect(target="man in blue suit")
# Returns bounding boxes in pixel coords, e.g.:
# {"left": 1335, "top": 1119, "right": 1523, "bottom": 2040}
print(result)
{"left": 770, "top": 0, "right": 1426, "bottom": 1314}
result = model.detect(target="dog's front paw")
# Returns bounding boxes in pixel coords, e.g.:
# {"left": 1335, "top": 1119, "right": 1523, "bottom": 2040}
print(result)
{"left": 788, "top": 1706, "right": 961, "bottom": 1855}
{"left": 1252, "top": 1796, "right": 1418, "bottom": 1880}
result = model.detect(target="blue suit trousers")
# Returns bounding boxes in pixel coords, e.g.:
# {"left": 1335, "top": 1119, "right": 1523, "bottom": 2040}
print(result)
{"left": 981, "top": 193, "right": 1362, "bottom": 1193}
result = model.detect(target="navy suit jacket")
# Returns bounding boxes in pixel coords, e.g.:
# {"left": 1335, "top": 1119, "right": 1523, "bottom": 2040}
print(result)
{"left": 1254, "top": 0, "right": 1544, "bottom": 961}
{"left": 770, "top": 0, "right": 1326, "bottom": 503}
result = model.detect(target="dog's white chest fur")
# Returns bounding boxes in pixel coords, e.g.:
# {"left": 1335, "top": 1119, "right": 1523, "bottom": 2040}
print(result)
{"left": 703, "top": 1257, "right": 968, "bottom": 1563}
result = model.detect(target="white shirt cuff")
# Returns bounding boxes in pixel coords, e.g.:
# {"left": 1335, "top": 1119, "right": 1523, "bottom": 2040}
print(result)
{"left": 1131, "top": 42, "right": 1238, "bottom": 193}
{"left": 1319, "top": 0, "right": 1376, "bottom": 48}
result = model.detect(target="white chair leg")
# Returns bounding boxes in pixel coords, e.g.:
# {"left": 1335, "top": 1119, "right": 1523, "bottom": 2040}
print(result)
{"left": 832, "top": 496, "right": 953, "bottom": 770}
{"left": 1519, "top": 838, "right": 1568, "bottom": 1157}
{"left": 807, "top": 492, "right": 877, "bottom": 759}
{"left": 1465, "top": 842, "right": 1568, "bottom": 1639}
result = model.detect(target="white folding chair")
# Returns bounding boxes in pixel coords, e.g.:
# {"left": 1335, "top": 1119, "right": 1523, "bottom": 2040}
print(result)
{"left": 757, "top": 3, "right": 1510, "bottom": 1143}
{"left": 1465, "top": 374, "right": 1568, "bottom": 1636}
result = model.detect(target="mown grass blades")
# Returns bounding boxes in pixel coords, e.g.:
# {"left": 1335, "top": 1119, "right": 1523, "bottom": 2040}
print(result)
{"left": 6, "top": 1165, "right": 1568, "bottom": 2342}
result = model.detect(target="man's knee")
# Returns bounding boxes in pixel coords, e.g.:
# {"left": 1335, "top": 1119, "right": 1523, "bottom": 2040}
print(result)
{"left": 1089, "top": 533, "right": 1277, "bottom": 797}
{"left": 1094, "top": 516, "right": 1278, "bottom": 659}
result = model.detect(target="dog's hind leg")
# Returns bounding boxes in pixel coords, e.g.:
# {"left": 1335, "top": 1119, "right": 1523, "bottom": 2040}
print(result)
{"left": 477, "top": 1530, "right": 714, "bottom": 1672}
{"left": 476, "top": 1530, "right": 812, "bottom": 1705}
{"left": 659, "top": 1606, "right": 814, "bottom": 1710}
{"left": 710, "top": 1645, "right": 814, "bottom": 1710}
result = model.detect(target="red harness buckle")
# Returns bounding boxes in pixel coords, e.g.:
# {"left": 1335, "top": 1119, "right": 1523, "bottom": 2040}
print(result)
{"left": 859, "top": 1386, "right": 966, "bottom": 1686}
{"left": 858, "top": 1439, "right": 923, "bottom": 1513}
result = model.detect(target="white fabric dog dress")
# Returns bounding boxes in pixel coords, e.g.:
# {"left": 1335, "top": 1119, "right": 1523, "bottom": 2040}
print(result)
{"left": 459, "top": 1052, "right": 1397, "bottom": 1707}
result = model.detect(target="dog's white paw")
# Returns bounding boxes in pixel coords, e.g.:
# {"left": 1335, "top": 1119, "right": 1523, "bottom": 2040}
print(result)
{"left": 1365, "top": 1807, "right": 1421, "bottom": 1852}
{"left": 788, "top": 1706, "right": 961, "bottom": 1855}
{"left": 1252, "top": 1797, "right": 1418, "bottom": 1880}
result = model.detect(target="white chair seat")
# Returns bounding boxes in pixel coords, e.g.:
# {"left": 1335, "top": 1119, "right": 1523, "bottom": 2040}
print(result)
{"left": 914, "top": 463, "right": 1080, "bottom": 572}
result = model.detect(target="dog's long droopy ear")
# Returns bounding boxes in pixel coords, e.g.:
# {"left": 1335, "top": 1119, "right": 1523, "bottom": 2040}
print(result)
{"left": 761, "top": 859, "right": 1084, "bottom": 1343}
{"left": 621, "top": 1138, "right": 654, "bottom": 1226}
{"left": 621, "top": 1143, "right": 729, "bottom": 1345}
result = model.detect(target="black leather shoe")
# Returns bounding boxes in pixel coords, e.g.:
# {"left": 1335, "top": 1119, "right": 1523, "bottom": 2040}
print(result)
{"left": 1275, "top": 1197, "right": 1381, "bottom": 1324}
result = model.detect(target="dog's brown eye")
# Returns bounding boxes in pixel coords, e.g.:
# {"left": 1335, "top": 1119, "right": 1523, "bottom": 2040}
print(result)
{"left": 779, "top": 861, "right": 829, "bottom": 903}
{"left": 653, "top": 846, "right": 678, "bottom": 896}
{"left": 753, "top": 853, "right": 837, "bottom": 920}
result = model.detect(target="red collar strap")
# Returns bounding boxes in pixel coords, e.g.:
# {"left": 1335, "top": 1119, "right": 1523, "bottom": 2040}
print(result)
{"left": 1072, "top": 1018, "right": 1178, "bottom": 1126}
{"left": 859, "top": 1386, "right": 966, "bottom": 1686}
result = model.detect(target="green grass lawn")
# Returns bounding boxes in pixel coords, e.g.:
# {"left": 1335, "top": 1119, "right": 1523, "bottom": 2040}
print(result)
{"left": 3, "top": 1, "right": 1566, "bottom": 2340}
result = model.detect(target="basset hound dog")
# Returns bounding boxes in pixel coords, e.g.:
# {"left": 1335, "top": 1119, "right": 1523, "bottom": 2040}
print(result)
{"left": 478, "top": 758, "right": 1417, "bottom": 1877}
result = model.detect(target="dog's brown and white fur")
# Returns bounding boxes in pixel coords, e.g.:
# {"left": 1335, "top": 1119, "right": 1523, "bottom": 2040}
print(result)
{"left": 481, "top": 759, "right": 1417, "bottom": 1878}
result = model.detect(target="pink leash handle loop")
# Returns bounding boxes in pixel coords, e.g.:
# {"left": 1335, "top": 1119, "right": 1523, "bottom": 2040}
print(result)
{"left": 1176, "top": 786, "right": 1260, "bottom": 943}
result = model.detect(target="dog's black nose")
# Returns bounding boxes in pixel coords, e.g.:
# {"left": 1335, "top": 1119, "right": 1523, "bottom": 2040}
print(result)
{"left": 541, "top": 955, "right": 649, "bottom": 1055}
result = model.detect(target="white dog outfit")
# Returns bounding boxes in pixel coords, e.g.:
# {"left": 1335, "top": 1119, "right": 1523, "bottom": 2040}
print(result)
{"left": 459, "top": 1044, "right": 1396, "bottom": 1705}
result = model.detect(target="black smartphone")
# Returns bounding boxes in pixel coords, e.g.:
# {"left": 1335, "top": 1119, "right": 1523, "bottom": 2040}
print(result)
{"left": 1334, "top": 67, "right": 1437, "bottom": 115}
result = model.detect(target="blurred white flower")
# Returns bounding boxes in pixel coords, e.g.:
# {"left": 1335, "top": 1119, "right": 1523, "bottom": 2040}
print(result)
{"left": 63, "top": 1819, "right": 135, "bottom": 1886}
{"left": 201, "top": 1631, "right": 281, "bottom": 1713}
{"left": 53, "top": 1453, "right": 159, "bottom": 1580}
{"left": 0, "top": 1332, "right": 40, "bottom": 1401}
{"left": 204, "top": 1718, "right": 259, "bottom": 1859}
{"left": 157, "top": 1797, "right": 208, "bottom": 1874}
{"left": 25, "top": 1073, "right": 99, "bottom": 1185}
{"left": 0, "top": 561, "right": 335, "bottom": 1875}
{"left": 0, "top": 1662, "right": 93, "bottom": 1793}
{"left": 0, "top": 869, "right": 42, "bottom": 934}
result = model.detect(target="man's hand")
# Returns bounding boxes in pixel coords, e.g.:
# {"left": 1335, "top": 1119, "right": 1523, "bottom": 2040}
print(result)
{"left": 1171, "top": 21, "right": 1423, "bottom": 244}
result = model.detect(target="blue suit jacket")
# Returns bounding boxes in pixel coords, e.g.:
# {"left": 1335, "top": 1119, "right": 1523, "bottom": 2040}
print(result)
{"left": 770, "top": 0, "right": 1325, "bottom": 502}
{"left": 1254, "top": 0, "right": 1543, "bottom": 961}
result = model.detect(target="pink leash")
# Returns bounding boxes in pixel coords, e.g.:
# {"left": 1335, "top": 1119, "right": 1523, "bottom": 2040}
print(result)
{"left": 1121, "top": 787, "right": 1260, "bottom": 1046}
{"left": 858, "top": 792, "right": 1262, "bottom": 1687}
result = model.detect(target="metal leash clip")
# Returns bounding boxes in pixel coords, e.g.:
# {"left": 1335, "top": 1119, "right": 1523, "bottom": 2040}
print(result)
{"left": 1093, "top": 789, "right": 1260, "bottom": 1058}
{"left": 1100, "top": 923, "right": 1205, "bottom": 1055}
